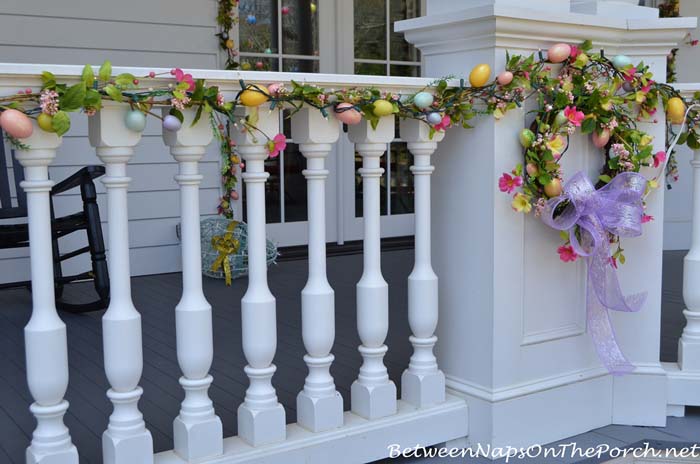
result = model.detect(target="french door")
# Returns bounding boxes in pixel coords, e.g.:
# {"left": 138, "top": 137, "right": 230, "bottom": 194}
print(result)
{"left": 233, "top": 0, "right": 423, "bottom": 246}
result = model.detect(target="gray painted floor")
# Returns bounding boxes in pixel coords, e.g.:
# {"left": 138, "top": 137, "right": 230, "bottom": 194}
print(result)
{"left": 0, "top": 249, "right": 697, "bottom": 463}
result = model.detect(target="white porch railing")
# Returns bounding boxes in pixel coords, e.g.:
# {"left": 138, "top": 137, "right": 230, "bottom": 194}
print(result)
{"left": 2, "top": 64, "right": 468, "bottom": 464}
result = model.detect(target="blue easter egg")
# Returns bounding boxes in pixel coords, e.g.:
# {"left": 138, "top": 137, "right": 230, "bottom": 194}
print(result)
{"left": 124, "top": 110, "right": 146, "bottom": 132}
{"left": 612, "top": 55, "right": 632, "bottom": 69}
{"left": 163, "top": 114, "right": 182, "bottom": 132}
{"left": 427, "top": 112, "right": 443, "bottom": 125}
{"left": 247, "top": 15, "right": 257, "bottom": 25}
{"left": 413, "top": 91, "right": 434, "bottom": 109}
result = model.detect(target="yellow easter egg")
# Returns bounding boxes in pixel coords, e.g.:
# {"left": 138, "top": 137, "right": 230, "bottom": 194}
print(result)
{"left": 667, "top": 97, "right": 686, "bottom": 125}
{"left": 469, "top": 64, "right": 491, "bottom": 88}
{"left": 372, "top": 99, "right": 394, "bottom": 117}
{"left": 239, "top": 85, "right": 270, "bottom": 107}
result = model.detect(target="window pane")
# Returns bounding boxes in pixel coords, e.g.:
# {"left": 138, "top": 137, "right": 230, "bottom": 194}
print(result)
{"left": 355, "top": 61, "right": 387, "bottom": 76}
{"left": 283, "top": 59, "right": 319, "bottom": 73}
{"left": 354, "top": 0, "right": 387, "bottom": 60}
{"left": 241, "top": 156, "right": 282, "bottom": 224}
{"left": 239, "top": 0, "right": 277, "bottom": 53}
{"left": 283, "top": 144, "right": 308, "bottom": 222}
{"left": 355, "top": 149, "right": 388, "bottom": 217}
{"left": 390, "top": 64, "right": 420, "bottom": 77}
{"left": 281, "top": 0, "right": 319, "bottom": 56}
{"left": 389, "top": 142, "right": 414, "bottom": 215}
{"left": 240, "top": 57, "right": 279, "bottom": 72}
{"left": 390, "top": 0, "right": 420, "bottom": 62}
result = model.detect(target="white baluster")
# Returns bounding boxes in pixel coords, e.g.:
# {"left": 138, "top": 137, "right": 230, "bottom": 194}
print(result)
{"left": 231, "top": 107, "right": 286, "bottom": 446}
{"left": 16, "top": 124, "right": 79, "bottom": 464}
{"left": 347, "top": 116, "right": 397, "bottom": 420}
{"left": 291, "top": 108, "right": 344, "bottom": 432}
{"left": 88, "top": 103, "right": 153, "bottom": 464}
{"left": 162, "top": 108, "right": 223, "bottom": 460}
{"left": 680, "top": 149, "right": 700, "bottom": 372}
{"left": 399, "top": 119, "right": 446, "bottom": 408}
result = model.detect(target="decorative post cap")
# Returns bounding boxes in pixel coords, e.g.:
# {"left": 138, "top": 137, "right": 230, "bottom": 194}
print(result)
{"left": 348, "top": 116, "right": 395, "bottom": 145}
{"left": 291, "top": 107, "right": 340, "bottom": 145}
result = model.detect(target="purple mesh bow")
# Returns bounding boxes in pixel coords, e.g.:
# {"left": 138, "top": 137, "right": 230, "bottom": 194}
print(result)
{"left": 541, "top": 171, "right": 647, "bottom": 375}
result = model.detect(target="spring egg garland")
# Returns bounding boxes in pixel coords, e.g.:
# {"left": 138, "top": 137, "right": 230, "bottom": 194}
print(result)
{"left": 372, "top": 99, "right": 394, "bottom": 117}
{"left": 547, "top": 43, "right": 571, "bottom": 63}
{"left": 413, "top": 91, "right": 434, "bottom": 109}
{"left": 667, "top": 97, "right": 686, "bottom": 124}
{"left": 37, "top": 113, "right": 55, "bottom": 133}
{"left": 612, "top": 54, "right": 632, "bottom": 69}
{"left": 162, "top": 114, "right": 182, "bottom": 132}
{"left": 469, "top": 64, "right": 491, "bottom": 87}
{"left": 239, "top": 85, "right": 270, "bottom": 107}
{"left": 0, "top": 109, "right": 33, "bottom": 139}
{"left": 124, "top": 109, "right": 147, "bottom": 132}
{"left": 334, "top": 103, "right": 362, "bottom": 125}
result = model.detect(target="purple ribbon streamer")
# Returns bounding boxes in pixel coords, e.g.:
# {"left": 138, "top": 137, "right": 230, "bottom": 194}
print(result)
{"left": 541, "top": 171, "right": 647, "bottom": 375}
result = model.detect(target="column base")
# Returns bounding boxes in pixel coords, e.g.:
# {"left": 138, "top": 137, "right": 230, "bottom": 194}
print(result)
{"left": 401, "top": 369, "right": 446, "bottom": 408}
{"left": 173, "top": 414, "right": 223, "bottom": 462}
{"left": 102, "top": 429, "right": 153, "bottom": 464}
{"left": 667, "top": 404, "right": 686, "bottom": 417}
{"left": 678, "top": 336, "right": 700, "bottom": 371}
{"left": 237, "top": 403, "right": 286, "bottom": 447}
{"left": 297, "top": 390, "right": 344, "bottom": 432}
{"left": 351, "top": 380, "right": 397, "bottom": 420}
{"left": 26, "top": 446, "right": 78, "bottom": 464}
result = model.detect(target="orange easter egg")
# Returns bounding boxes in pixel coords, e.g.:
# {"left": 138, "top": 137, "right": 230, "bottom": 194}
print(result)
{"left": 0, "top": 109, "right": 33, "bottom": 139}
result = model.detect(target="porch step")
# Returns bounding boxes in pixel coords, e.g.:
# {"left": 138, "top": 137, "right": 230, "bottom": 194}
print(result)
{"left": 154, "top": 394, "right": 468, "bottom": 464}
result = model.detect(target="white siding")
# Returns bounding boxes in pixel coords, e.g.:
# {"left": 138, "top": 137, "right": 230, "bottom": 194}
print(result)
{"left": 0, "top": 0, "right": 223, "bottom": 283}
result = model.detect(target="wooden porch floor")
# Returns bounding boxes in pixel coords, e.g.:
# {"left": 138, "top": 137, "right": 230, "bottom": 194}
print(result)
{"left": 0, "top": 249, "right": 693, "bottom": 463}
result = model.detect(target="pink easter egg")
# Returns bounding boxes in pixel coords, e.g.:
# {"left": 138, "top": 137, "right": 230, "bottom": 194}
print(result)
{"left": 267, "top": 83, "right": 283, "bottom": 96}
{"left": 547, "top": 43, "right": 571, "bottom": 64}
{"left": 592, "top": 129, "right": 611, "bottom": 148}
{"left": 497, "top": 71, "right": 513, "bottom": 86}
{"left": 0, "top": 109, "right": 34, "bottom": 139}
{"left": 334, "top": 103, "right": 362, "bottom": 125}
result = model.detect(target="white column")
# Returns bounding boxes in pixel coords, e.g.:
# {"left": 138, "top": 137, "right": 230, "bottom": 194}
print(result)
{"left": 231, "top": 108, "right": 286, "bottom": 446}
{"left": 347, "top": 116, "right": 397, "bottom": 420}
{"left": 162, "top": 109, "right": 223, "bottom": 460}
{"left": 570, "top": 0, "right": 659, "bottom": 18}
{"left": 290, "top": 108, "right": 344, "bottom": 432}
{"left": 399, "top": 119, "right": 446, "bottom": 408}
{"left": 16, "top": 124, "right": 79, "bottom": 464}
{"left": 679, "top": 150, "right": 700, "bottom": 372}
{"left": 88, "top": 103, "right": 153, "bottom": 464}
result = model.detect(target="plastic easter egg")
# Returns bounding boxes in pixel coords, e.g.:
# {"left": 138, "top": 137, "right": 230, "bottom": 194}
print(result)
{"left": 334, "top": 103, "right": 362, "bottom": 125}
{"left": 0, "top": 109, "right": 33, "bottom": 139}
{"left": 622, "top": 81, "right": 634, "bottom": 92}
{"left": 427, "top": 112, "right": 443, "bottom": 125}
{"left": 162, "top": 114, "right": 182, "bottom": 132}
{"left": 267, "top": 82, "right": 283, "bottom": 96}
{"left": 281, "top": 6, "right": 290, "bottom": 15}
{"left": 592, "top": 129, "right": 611, "bottom": 148}
{"left": 230, "top": 191, "right": 239, "bottom": 200}
{"left": 37, "top": 113, "right": 55, "bottom": 133}
{"left": 239, "top": 85, "right": 270, "bottom": 107}
{"left": 264, "top": 48, "right": 273, "bottom": 54}
{"left": 124, "top": 110, "right": 147, "bottom": 132}
{"left": 413, "top": 91, "right": 434, "bottom": 109}
{"left": 547, "top": 43, "right": 571, "bottom": 64}
{"left": 519, "top": 128, "right": 535, "bottom": 148}
{"left": 667, "top": 97, "right": 686, "bottom": 125}
{"left": 612, "top": 55, "right": 632, "bottom": 70}
{"left": 544, "top": 178, "right": 563, "bottom": 198}
{"left": 526, "top": 163, "right": 539, "bottom": 177}
{"left": 372, "top": 100, "right": 394, "bottom": 117}
{"left": 310, "top": 2, "right": 316, "bottom": 13}
{"left": 469, "top": 64, "right": 491, "bottom": 87}
{"left": 246, "top": 15, "right": 257, "bottom": 25}
{"left": 554, "top": 111, "right": 568, "bottom": 127}
{"left": 497, "top": 71, "right": 513, "bottom": 86}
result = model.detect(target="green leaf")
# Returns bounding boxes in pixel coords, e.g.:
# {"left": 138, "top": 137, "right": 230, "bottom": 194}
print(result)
{"left": 689, "top": 133, "right": 700, "bottom": 150}
{"left": 81, "top": 64, "right": 95, "bottom": 88}
{"left": 59, "top": 83, "right": 86, "bottom": 112}
{"left": 114, "top": 73, "right": 136, "bottom": 88}
{"left": 169, "top": 108, "right": 184, "bottom": 123}
{"left": 581, "top": 117, "right": 596, "bottom": 134}
{"left": 598, "top": 174, "right": 612, "bottom": 184}
{"left": 52, "top": 111, "right": 71, "bottom": 136}
{"left": 84, "top": 89, "right": 102, "bottom": 109}
{"left": 99, "top": 60, "right": 112, "bottom": 83}
{"left": 192, "top": 104, "right": 204, "bottom": 126}
{"left": 103, "top": 84, "right": 122, "bottom": 102}
{"left": 41, "top": 71, "right": 56, "bottom": 89}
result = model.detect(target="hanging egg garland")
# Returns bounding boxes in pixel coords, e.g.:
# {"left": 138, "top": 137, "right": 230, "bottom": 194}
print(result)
{"left": 334, "top": 103, "right": 362, "bottom": 125}
{"left": 667, "top": 97, "right": 686, "bottom": 124}
{"left": 497, "top": 71, "right": 513, "bottom": 86}
{"left": 427, "top": 112, "right": 443, "bottom": 125}
{"left": 547, "top": 43, "right": 571, "bottom": 63}
{"left": 37, "top": 113, "right": 55, "bottom": 133}
{"left": 162, "top": 114, "right": 182, "bottom": 132}
{"left": 124, "top": 109, "right": 147, "bottom": 132}
{"left": 372, "top": 99, "right": 394, "bottom": 117}
{"left": 592, "top": 129, "right": 611, "bottom": 148}
{"left": 239, "top": 85, "right": 270, "bottom": 107}
{"left": 413, "top": 91, "right": 434, "bottom": 109}
{"left": 0, "top": 109, "right": 33, "bottom": 139}
{"left": 612, "top": 54, "right": 632, "bottom": 70}
{"left": 469, "top": 64, "right": 491, "bottom": 87}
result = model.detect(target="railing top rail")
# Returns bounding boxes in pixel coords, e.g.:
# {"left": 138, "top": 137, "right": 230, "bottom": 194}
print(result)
{"left": 0, "top": 63, "right": 461, "bottom": 93}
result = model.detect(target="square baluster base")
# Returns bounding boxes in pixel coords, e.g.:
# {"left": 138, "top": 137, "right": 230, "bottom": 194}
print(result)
{"left": 401, "top": 369, "right": 446, "bottom": 408}
{"left": 102, "top": 430, "right": 153, "bottom": 464}
{"left": 297, "top": 391, "right": 344, "bottom": 432}
{"left": 26, "top": 446, "right": 78, "bottom": 464}
{"left": 351, "top": 380, "right": 397, "bottom": 420}
{"left": 174, "top": 415, "right": 223, "bottom": 461}
{"left": 237, "top": 403, "right": 286, "bottom": 447}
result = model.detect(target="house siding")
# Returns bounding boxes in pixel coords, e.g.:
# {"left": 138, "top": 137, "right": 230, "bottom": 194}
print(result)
{"left": 0, "top": 0, "right": 223, "bottom": 283}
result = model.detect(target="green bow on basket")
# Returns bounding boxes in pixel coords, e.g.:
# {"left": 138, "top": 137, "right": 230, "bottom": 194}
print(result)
{"left": 210, "top": 220, "right": 240, "bottom": 286}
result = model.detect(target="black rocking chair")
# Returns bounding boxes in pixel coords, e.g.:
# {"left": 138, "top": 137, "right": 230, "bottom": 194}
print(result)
{"left": 0, "top": 133, "right": 110, "bottom": 313}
